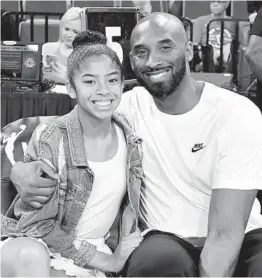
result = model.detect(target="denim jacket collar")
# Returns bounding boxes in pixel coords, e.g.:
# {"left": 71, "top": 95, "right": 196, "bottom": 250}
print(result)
{"left": 65, "top": 106, "right": 142, "bottom": 167}
{"left": 65, "top": 106, "right": 87, "bottom": 167}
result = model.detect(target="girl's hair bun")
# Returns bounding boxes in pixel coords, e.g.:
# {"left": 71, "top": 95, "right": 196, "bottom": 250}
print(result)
{"left": 72, "top": 30, "right": 107, "bottom": 49}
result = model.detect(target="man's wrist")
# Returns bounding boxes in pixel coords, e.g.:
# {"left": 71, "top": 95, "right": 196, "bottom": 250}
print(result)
{"left": 88, "top": 252, "right": 117, "bottom": 273}
{"left": 105, "top": 254, "right": 117, "bottom": 273}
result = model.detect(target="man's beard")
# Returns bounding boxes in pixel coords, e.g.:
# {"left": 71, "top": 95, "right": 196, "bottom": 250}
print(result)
{"left": 134, "top": 58, "right": 186, "bottom": 100}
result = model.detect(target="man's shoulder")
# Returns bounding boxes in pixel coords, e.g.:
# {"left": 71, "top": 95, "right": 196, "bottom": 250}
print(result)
{"left": 194, "top": 14, "right": 213, "bottom": 26}
{"left": 122, "top": 86, "right": 152, "bottom": 104}
{"left": 204, "top": 82, "right": 262, "bottom": 123}
{"left": 117, "top": 86, "right": 153, "bottom": 120}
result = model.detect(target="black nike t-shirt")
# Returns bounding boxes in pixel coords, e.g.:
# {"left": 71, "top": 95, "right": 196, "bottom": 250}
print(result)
{"left": 250, "top": 7, "right": 262, "bottom": 96}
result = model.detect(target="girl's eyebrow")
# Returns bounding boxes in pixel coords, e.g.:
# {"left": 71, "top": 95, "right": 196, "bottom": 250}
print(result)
{"left": 81, "top": 71, "right": 119, "bottom": 78}
{"left": 107, "top": 71, "right": 120, "bottom": 76}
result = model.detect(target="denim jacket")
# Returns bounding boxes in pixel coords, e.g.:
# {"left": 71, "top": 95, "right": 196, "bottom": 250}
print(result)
{"left": 1, "top": 106, "right": 144, "bottom": 267}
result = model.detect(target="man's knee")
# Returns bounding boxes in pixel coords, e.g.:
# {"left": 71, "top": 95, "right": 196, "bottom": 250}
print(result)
{"left": 124, "top": 233, "right": 198, "bottom": 277}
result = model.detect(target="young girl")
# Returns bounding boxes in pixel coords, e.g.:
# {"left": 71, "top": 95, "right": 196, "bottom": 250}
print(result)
{"left": 42, "top": 7, "right": 82, "bottom": 84}
{"left": 1, "top": 30, "right": 143, "bottom": 277}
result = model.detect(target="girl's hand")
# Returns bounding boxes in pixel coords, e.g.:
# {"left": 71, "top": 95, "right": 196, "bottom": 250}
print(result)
{"left": 43, "top": 64, "right": 52, "bottom": 73}
{"left": 50, "top": 61, "right": 67, "bottom": 83}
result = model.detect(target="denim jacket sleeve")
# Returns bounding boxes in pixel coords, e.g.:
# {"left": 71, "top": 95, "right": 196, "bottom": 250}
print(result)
{"left": 8, "top": 123, "right": 97, "bottom": 267}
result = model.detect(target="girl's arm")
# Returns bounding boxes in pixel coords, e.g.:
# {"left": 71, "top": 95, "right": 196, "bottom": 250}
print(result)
{"left": 4, "top": 123, "right": 98, "bottom": 268}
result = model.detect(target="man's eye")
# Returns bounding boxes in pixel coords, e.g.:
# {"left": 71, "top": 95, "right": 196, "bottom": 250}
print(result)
{"left": 161, "top": 45, "right": 171, "bottom": 51}
{"left": 109, "top": 78, "right": 119, "bottom": 83}
{"left": 73, "top": 30, "right": 79, "bottom": 34}
{"left": 65, "top": 27, "right": 70, "bottom": 31}
{"left": 84, "top": 80, "right": 95, "bottom": 84}
{"left": 137, "top": 50, "right": 147, "bottom": 57}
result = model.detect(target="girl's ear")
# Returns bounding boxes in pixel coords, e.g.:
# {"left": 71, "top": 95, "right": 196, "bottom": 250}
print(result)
{"left": 66, "top": 81, "right": 77, "bottom": 99}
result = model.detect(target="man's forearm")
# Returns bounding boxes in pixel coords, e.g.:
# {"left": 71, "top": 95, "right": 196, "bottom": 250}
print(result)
{"left": 88, "top": 250, "right": 115, "bottom": 272}
{"left": 245, "top": 52, "right": 262, "bottom": 84}
{"left": 245, "top": 37, "right": 262, "bottom": 84}
{"left": 199, "top": 233, "right": 244, "bottom": 277}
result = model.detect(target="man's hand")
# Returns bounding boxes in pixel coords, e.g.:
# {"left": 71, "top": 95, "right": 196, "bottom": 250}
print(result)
{"left": 110, "top": 230, "right": 143, "bottom": 272}
{"left": 10, "top": 161, "right": 59, "bottom": 209}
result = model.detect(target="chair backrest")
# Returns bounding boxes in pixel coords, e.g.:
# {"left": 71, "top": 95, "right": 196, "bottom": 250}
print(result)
{"left": 237, "top": 45, "right": 253, "bottom": 91}
{"left": 1, "top": 10, "right": 18, "bottom": 40}
{"left": 1, "top": 11, "right": 63, "bottom": 42}
{"left": 1, "top": 116, "right": 57, "bottom": 214}
{"left": 73, "top": 1, "right": 114, "bottom": 8}
{"left": 24, "top": 0, "right": 67, "bottom": 14}
{"left": 19, "top": 18, "right": 61, "bottom": 43}
{"left": 238, "top": 20, "right": 250, "bottom": 47}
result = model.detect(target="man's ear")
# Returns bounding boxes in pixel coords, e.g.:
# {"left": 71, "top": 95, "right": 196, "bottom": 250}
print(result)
{"left": 185, "top": 41, "right": 194, "bottom": 62}
{"left": 129, "top": 51, "right": 134, "bottom": 71}
{"left": 66, "top": 81, "right": 77, "bottom": 99}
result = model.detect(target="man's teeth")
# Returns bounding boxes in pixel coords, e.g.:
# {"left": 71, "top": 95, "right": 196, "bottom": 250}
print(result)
{"left": 149, "top": 71, "right": 168, "bottom": 79}
{"left": 94, "top": 101, "right": 111, "bottom": 106}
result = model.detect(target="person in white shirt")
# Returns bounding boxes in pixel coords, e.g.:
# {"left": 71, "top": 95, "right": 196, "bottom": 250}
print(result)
{"left": 9, "top": 13, "right": 262, "bottom": 277}
{"left": 42, "top": 7, "right": 82, "bottom": 84}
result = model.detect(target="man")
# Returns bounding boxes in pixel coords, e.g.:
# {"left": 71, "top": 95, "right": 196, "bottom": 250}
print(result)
{"left": 247, "top": 1, "right": 262, "bottom": 24}
{"left": 8, "top": 13, "right": 262, "bottom": 277}
{"left": 193, "top": 0, "right": 235, "bottom": 72}
{"left": 245, "top": 6, "right": 262, "bottom": 113}
{"left": 132, "top": 0, "right": 152, "bottom": 18}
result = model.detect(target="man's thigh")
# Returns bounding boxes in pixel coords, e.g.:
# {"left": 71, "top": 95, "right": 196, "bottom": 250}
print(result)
{"left": 124, "top": 231, "right": 201, "bottom": 277}
{"left": 234, "top": 228, "right": 262, "bottom": 277}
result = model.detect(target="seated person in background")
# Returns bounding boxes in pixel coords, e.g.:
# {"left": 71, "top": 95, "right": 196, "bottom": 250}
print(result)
{"left": 168, "top": 0, "right": 183, "bottom": 17}
{"left": 247, "top": 1, "right": 262, "bottom": 24}
{"left": 1, "top": 30, "right": 143, "bottom": 277}
{"left": 245, "top": 6, "right": 262, "bottom": 113}
{"left": 193, "top": 0, "right": 235, "bottom": 72}
{"left": 42, "top": 7, "right": 82, "bottom": 84}
{"left": 132, "top": 0, "right": 152, "bottom": 18}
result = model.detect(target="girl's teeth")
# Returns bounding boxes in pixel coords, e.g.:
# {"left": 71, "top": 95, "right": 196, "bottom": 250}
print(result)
{"left": 94, "top": 101, "right": 111, "bottom": 106}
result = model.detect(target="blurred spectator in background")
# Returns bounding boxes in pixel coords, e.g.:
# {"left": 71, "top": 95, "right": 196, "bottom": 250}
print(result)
{"left": 245, "top": 6, "right": 262, "bottom": 112}
{"left": 42, "top": 7, "right": 82, "bottom": 84}
{"left": 132, "top": 0, "right": 152, "bottom": 18}
{"left": 168, "top": 0, "right": 183, "bottom": 17}
{"left": 247, "top": 1, "right": 262, "bottom": 24}
{"left": 193, "top": 0, "right": 235, "bottom": 72}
